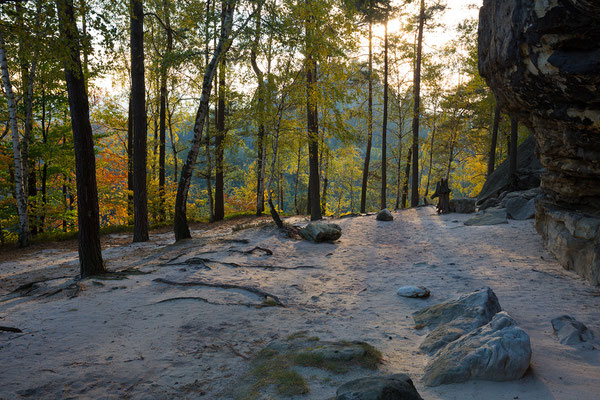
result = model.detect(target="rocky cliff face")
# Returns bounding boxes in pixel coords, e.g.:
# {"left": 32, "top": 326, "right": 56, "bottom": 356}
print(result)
{"left": 478, "top": 0, "right": 600, "bottom": 285}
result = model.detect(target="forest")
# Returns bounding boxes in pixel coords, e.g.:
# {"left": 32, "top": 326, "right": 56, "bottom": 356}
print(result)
{"left": 2, "top": 0, "right": 600, "bottom": 398}
{"left": 0, "top": 0, "right": 528, "bottom": 253}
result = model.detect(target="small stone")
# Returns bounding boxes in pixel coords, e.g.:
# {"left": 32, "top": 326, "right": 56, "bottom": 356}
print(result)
{"left": 376, "top": 208, "right": 394, "bottom": 221}
{"left": 397, "top": 286, "right": 430, "bottom": 298}
{"left": 336, "top": 374, "right": 423, "bottom": 400}
{"left": 551, "top": 315, "right": 594, "bottom": 345}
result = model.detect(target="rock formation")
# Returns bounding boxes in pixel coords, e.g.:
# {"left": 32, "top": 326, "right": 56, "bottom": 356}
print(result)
{"left": 479, "top": 0, "right": 600, "bottom": 285}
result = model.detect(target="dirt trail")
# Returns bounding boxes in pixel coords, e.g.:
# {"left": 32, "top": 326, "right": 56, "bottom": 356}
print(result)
{"left": 1, "top": 207, "right": 599, "bottom": 399}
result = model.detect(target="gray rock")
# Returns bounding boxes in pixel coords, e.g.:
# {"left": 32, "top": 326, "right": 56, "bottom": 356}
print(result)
{"left": 336, "top": 374, "right": 423, "bottom": 400}
{"left": 299, "top": 222, "right": 342, "bottom": 242}
{"left": 506, "top": 197, "right": 536, "bottom": 220}
{"left": 478, "top": 197, "right": 500, "bottom": 211}
{"left": 464, "top": 208, "right": 508, "bottom": 226}
{"left": 536, "top": 205, "right": 600, "bottom": 285}
{"left": 476, "top": 135, "right": 544, "bottom": 207}
{"left": 450, "top": 198, "right": 476, "bottom": 214}
{"left": 551, "top": 315, "right": 594, "bottom": 345}
{"left": 413, "top": 287, "right": 502, "bottom": 355}
{"left": 396, "top": 286, "right": 430, "bottom": 299}
{"left": 423, "top": 312, "right": 532, "bottom": 386}
{"left": 500, "top": 188, "right": 540, "bottom": 208}
{"left": 376, "top": 209, "right": 393, "bottom": 221}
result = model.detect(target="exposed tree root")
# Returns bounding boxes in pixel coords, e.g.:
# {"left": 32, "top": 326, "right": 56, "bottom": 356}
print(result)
{"left": 0, "top": 326, "right": 22, "bottom": 333}
{"left": 152, "top": 278, "right": 286, "bottom": 307}
{"left": 228, "top": 246, "right": 274, "bottom": 256}
{"left": 151, "top": 296, "right": 272, "bottom": 309}
{"left": 167, "top": 257, "right": 316, "bottom": 271}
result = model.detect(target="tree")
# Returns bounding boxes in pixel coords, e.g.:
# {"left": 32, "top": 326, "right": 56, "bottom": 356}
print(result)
{"left": 56, "top": 0, "right": 105, "bottom": 276}
{"left": 305, "top": 0, "right": 321, "bottom": 221}
{"left": 131, "top": 0, "right": 149, "bottom": 242}
{"left": 410, "top": 0, "right": 424, "bottom": 207}
{"left": 509, "top": 116, "right": 518, "bottom": 188}
{"left": 250, "top": 0, "right": 266, "bottom": 216}
{"left": 173, "top": 0, "right": 235, "bottom": 240}
{"left": 487, "top": 104, "right": 500, "bottom": 177}
{"left": 380, "top": 17, "right": 389, "bottom": 209}
{"left": 0, "top": 29, "right": 29, "bottom": 247}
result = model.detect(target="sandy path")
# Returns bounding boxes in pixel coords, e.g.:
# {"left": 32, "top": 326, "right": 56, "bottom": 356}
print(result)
{"left": 0, "top": 207, "right": 599, "bottom": 399}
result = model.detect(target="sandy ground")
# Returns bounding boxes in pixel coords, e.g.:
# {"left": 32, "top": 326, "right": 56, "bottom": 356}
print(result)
{"left": 1, "top": 206, "right": 599, "bottom": 399}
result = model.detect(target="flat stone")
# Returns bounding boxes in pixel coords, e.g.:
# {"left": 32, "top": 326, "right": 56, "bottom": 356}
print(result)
{"left": 413, "top": 287, "right": 502, "bottom": 355}
{"left": 396, "top": 286, "right": 430, "bottom": 298}
{"left": 336, "top": 374, "right": 424, "bottom": 400}
{"left": 376, "top": 209, "right": 393, "bottom": 221}
{"left": 423, "top": 312, "right": 532, "bottom": 386}
{"left": 464, "top": 208, "right": 508, "bottom": 226}
{"left": 551, "top": 315, "right": 594, "bottom": 345}
{"left": 506, "top": 197, "right": 536, "bottom": 220}
{"left": 299, "top": 222, "right": 342, "bottom": 242}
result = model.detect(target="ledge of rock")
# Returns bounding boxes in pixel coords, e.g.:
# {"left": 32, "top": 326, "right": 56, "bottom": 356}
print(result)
{"left": 478, "top": 0, "right": 600, "bottom": 285}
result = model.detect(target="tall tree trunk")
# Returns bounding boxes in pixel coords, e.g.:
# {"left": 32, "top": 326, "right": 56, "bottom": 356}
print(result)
{"left": 158, "top": 0, "right": 172, "bottom": 222}
{"left": 214, "top": 0, "right": 227, "bottom": 222}
{"left": 167, "top": 100, "right": 178, "bottom": 182}
{"left": 509, "top": 116, "right": 518, "bottom": 189}
{"left": 173, "top": 0, "right": 235, "bottom": 241}
{"left": 487, "top": 105, "right": 500, "bottom": 177}
{"left": 401, "top": 148, "right": 412, "bottom": 209}
{"left": 56, "top": 0, "right": 105, "bottom": 276}
{"left": 306, "top": 3, "right": 321, "bottom": 221}
{"left": 127, "top": 96, "right": 133, "bottom": 219}
{"left": 321, "top": 150, "right": 328, "bottom": 216}
{"left": 294, "top": 145, "right": 301, "bottom": 215}
{"left": 131, "top": 0, "right": 149, "bottom": 242}
{"left": 0, "top": 30, "right": 29, "bottom": 247}
{"left": 410, "top": 0, "right": 425, "bottom": 207}
{"left": 360, "top": 20, "right": 373, "bottom": 214}
{"left": 395, "top": 142, "right": 403, "bottom": 210}
{"left": 250, "top": 3, "right": 265, "bottom": 216}
{"left": 380, "top": 19, "right": 388, "bottom": 210}
{"left": 214, "top": 58, "right": 226, "bottom": 221}
{"left": 424, "top": 111, "right": 436, "bottom": 197}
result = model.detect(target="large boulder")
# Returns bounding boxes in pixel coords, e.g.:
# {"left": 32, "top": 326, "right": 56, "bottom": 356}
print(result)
{"left": 336, "top": 374, "right": 424, "bottom": 400}
{"left": 299, "top": 222, "right": 342, "bottom": 243}
{"left": 376, "top": 209, "right": 394, "bottom": 221}
{"left": 478, "top": 0, "right": 600, "bottom": 285}
{"left": 423, "top": 312, "right": 532, "bottom": 386}
{"left": 449, "top": 198, "right": 476, "bottom": 214}
{"left": 506, "top": 197, "right": 536, "bottom": 220}
{"left": 413, "top": 287, "right": 502, "bottom": 355}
